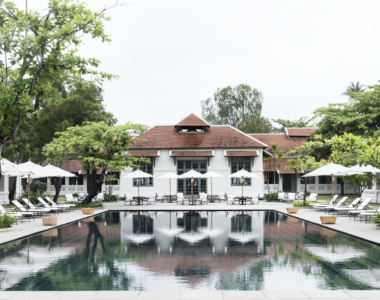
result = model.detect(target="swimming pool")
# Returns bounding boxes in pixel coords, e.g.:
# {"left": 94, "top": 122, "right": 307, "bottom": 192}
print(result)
{"left": 1, "top": 210, "right": 380, "bottom": 291}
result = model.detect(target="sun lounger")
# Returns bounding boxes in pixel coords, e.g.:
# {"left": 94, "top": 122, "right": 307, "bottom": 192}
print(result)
{"left": 23, "top": 198, "right": 59, "bottom": 214}
{"left": 331, "top": 198, "right": 373, "bottom": 216}
{"left": 12, "top": 200, "right": 52, "bottom": 217}
{"left": 65, "top": 194, "right": 78, "bottom": 203}
{"left": 309, "top": 195, "right": 338, "bottom": 210}
{"left": 38, "top": 197, "right": 71, "bottom": 212}
{"left": 306, "top": 193, "right": 318, "bottom": 202}
{"left": 45, "top": 197, "right": 75, "bottom": 210}
{"left": 356, "top": 208, "right": 380, "bottom": 222}
{"left": 319, "top": 196, "right": 348, "bottom": 212}
{"left": 0, "top": 204, "right": 34, "bottom": 221}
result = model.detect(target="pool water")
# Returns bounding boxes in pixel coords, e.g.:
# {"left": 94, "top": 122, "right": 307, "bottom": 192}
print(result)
{"left": 1, "top": 211, "right": 380, "bottom": 291}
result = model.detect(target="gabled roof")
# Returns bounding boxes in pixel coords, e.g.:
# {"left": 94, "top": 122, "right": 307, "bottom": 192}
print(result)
{"left": 132, "top": 125, "right": 266, "bottom": 149}
{"left": 285, "top": 128, "right": 318, "bottom": 137}
{"left": 249, "top": 133, "right": 306, "bottom": 153}
{"left": 175, "top": 113, "right": 210, "bottom": 128}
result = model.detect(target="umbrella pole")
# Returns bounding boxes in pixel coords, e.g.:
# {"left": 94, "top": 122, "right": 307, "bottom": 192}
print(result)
{"left": 49, "top": 176, "right": 52, "bottom": 200}
{"left": 242, "top": 176, "right": 244, "bottom": 198}
{"left": 211, "top": 177, "right": 213, "bottom": 198}
{"left": 331, "top": 174, "right": 334, "bottom": 199}
{"left": 28, "top": 174, "right": 30, "bottom": 206}
{"left": 169, "top": 178, "right": 171, "bottom": 202}
{"left": 138, "top": 179, "right": 140, "bottom": 198}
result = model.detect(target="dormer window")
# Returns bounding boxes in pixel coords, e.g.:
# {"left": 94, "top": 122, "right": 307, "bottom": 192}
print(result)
{"left": 174, "top": 113, "right": 210, "bottom": 133}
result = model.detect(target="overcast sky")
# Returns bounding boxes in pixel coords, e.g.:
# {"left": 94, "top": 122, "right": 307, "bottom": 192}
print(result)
{"left": 15, "top": 0, "right": 380, "bottom": 128}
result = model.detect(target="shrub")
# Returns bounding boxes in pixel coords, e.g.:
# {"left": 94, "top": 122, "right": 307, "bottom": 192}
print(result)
{"left": 264, "top": 192, "right": 278, "bottom": 201}
{"left": 31, "top": 180, "right": 47, "bottom": 194}
{"left": 17, "top": 189, "right": 44, "bottom": 205}
{"left": 292, "top": 201, "right": 310, "bottom": 207}
{"left": 371, "top": 213, "right": 380, "bottom": 226}
{"left": 0, "top": 213, "right": 18, "bottom": 228}
{"left": 103, "top": 194, "right": 119, "bottom": 202}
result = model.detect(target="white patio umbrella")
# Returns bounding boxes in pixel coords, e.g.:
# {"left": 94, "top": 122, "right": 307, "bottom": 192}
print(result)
{"left": 0, "top": 158, "right": 29, "bottom": 176}
{"left": 347, "top": 164, "right": 380, "bottom": 174}
{"left": 202, "top": 171, "right": 224, "bottom": 198}
{"left": 157, "top": 172, "right": 179, "bottom": 202}
{"left": 43, "top": 164, "right": 76, "bottom": 200}
{"left": 122, "top": 170, "right": 153, "bottom": 197}
{"left": 18, "top": 160, "right": 52, "bottom": 205}
{"left": 302, "top": 163, "right": 350, "bottom": 198}
{"left": 178, "top": 169, "right": 204, "bottom": 204}
{"left": 228, "top": 169, "right": 258, "bottom": 198}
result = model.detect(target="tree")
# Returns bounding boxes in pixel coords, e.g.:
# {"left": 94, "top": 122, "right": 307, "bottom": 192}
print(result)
{"left": 315, "top": 82, "right": 380, "bottom": 139}
{"left": 43, "top": 122, "right": 149, "bottom": 204}
{"left": 272, "top": 116, "right": 315, "bottom": 133}
{"left": 238, "top": 115, "right": 273, "bottom": 133}
{"left": 341, "top": 81, "right": 366, "bottom": 96}
{"left": 0, "top": 0, "right": 118, "bottom": 155}
{"left": 201, "top": 84, "right": 263, "bottom": 129}
{"left": 3, "top": 79, "right": 116, "bottom": 163}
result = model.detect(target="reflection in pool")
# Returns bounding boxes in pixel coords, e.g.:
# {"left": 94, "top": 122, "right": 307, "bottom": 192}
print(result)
{"left": 0, "top": 211, "right": 380, "bottom": 291}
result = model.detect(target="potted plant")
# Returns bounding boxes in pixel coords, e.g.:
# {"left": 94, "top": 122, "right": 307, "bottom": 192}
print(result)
{"left": 371, "top": 213, "right": 380, "bottom": 229}
{"left": 0, "top": 213, "right": 18, "bottom": 232}
{"left": 320, "top": 216, "right": 337, "bottom": 224}
{"left": 286, "top": 207, "right": 299, "bottom": 214}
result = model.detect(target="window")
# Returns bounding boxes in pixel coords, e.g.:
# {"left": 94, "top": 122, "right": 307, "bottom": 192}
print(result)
{"left": 300, "top": 176, "right": 315, "bottom": 184}
{"left": 69, "top": 172, "right": 84, "bottom": 185}
{"left": 319, "top": 176, "right": 331, "bottom": 184}
{"left": 231, "top": 157, "right": 251, "bottom": 186}
{"left": 264, "top": 171, "right": 279, "bottom": 184}
{"left": 177, "top": 160, "right": 207, "bottom": 194}
{"left": 133, "top": 161, "right": 153, "bottom": 187}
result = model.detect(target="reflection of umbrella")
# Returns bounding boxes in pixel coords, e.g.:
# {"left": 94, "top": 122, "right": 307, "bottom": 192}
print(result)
{"left": 229, "top": 232, "right": 258, "bottom": 244}
{"left": 159, "top": 228, "right": 183, "bottom": 236}
{"left": 177, "top": 232, "right": 208, "bottom": 244}
{"left": 157, "top": 172, "right": 179, "bottom": 202}
{"left": 228, "top": 169, "right": 258, "bottom": 197}
{"left": 126, "top": 234, "right": 154, "bottom": 245}
{"left": 178, "top": 169, "right": 204, "bottom": 204}
{"left": 305, "top": 245, "right": 365, "bottom": 263}
{"left": 302, "top": 163, "right": 349, "bottom": 198}
{"left": 122, "top": 170, "right": 153, "bottom": 197}
{"left": 202, "top": 171, "right": 224, "bottom": 197}
{"left": 342, "top": 269, "right": 380, "bottom": 289}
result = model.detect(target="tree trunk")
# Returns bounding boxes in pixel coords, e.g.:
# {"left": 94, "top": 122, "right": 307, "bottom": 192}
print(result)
{"left": 51, "top": 177, "right": 62, "bottom": 203}
{"left": 9, "top": 177, "right": 16, "bottom": 203}
{"left": 82, "top": 170, "right": 103, "bottom": 204}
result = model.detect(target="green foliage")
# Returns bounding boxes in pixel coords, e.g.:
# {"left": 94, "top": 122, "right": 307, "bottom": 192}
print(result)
{"left": 342, "top": 81, "right": 366, "bottom": 96}
{"left": 272, "top": 116, "right": 315, "bottom": 133}
{"left": 0, "top": 0, "right": 118, "bottom": 148}
{"left": 201, "top": 84, "right": 263, "bottom": 129}
{"left": 0, "top": 213, "right": 17, "bottom": 228}
{"left": 103, "top": 194, "right": 119, "bottom": 202}
{"left": 3, "top": 79, "right": 116, "bottom": 163}
{"left": 315, "top": 82, "right": 380, "bottom": 138}
{"left": 238, "top": 115, "right": 273, "bottom": 133}
{"left": 292, "top": 201, "right": 310, "bottom": 207}
{"left": 371, "top": 213, "right": 380, "bottom": 226}
{"left": 264, "top": 192, "right": 278, "bottom": 201}
{"left": 43, "top": 122, "right": 149, "bottom": 204}
{"left": 30, "top": 180, "right": 47, "bottom": 194}
{"left": 17, "top": 189, "right": 44, "bottom": 205}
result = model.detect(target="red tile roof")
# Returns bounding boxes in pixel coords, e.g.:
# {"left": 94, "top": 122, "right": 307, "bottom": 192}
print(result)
{"left": 225, "top": 151, "right": 258, "bottom": 157}
{"left": 170, "top": 151, "right": 214, "bottom": 157}
{"left": 132, "top": 125, "right": 267, "bottom": 149}
{"left": 249, "top": 133, "right": 306, "bottom": 153}
{"left": 286, "top": 128, "right": 318, "bottom": 137}
{"left": 175, "top": 113, "right": 210, "bottom": 128}
{"left": 264, "top": 158, "right": 305, "bottom": 174}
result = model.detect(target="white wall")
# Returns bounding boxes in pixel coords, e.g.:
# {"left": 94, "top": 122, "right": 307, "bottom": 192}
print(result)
{"left": 120, "top": 148, "right": 265, "bottom": 197}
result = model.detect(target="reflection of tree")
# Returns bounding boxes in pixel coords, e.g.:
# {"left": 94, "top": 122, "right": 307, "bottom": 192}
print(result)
{"left": 215, "top": 260, "right": 269, "bottom": 290}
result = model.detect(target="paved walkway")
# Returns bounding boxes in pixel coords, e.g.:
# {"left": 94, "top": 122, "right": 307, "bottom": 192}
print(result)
{"left": 1, "top": 201, "right": 380, "bottom": 299}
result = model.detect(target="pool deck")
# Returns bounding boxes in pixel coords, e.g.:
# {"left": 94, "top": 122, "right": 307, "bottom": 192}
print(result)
{"left": 1, "top": 201, "right": 380, "bottom": 300}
